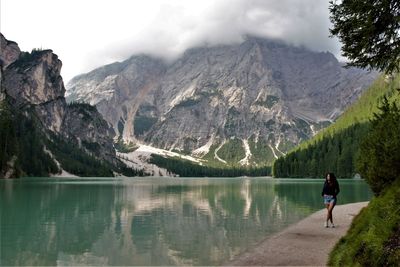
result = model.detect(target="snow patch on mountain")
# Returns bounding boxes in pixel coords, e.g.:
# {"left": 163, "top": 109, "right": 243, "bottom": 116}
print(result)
{"left": 117, "top": 143, "right": 210, "bottom": 176}
{"left": 269, "top": 144, "right": 279, "bottom": 159}
{"left": 275, "top": 136, "right": 286, "bottom": 156}
{"left": 239, "top": 139, "right": 252, "bottom": 165}
{"left": 192, "top": 134, "right": 215, "bottom": 157}
{"left": 214, "top": 141, "right": 228, "bottom": 164}
{"left": 117, "top": 151, "right": 172, "bottom": 177}
{"left": 138, "top": 144, "right": 202, "bottom": 163}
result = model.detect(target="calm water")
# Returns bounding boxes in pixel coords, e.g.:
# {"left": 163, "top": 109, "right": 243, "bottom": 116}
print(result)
{"left": 0, "top": 177, "right": 372, "bottom": 266}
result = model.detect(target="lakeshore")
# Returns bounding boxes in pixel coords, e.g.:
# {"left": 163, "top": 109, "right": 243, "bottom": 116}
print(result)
{"left": 227, "top": 201, "right": 369, "bottom": 266}
{"left": 0, "top": 179, "right": 371, "bottom": 266}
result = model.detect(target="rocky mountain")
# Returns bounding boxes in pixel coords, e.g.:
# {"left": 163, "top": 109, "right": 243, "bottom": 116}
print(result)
{"left": 0, "top": 33, "right": 140, "bottom": 178}
{"left": 0, "top": 33, "right": 20, "bottom": 101}
{"left": 66, "top": 37, "right": 378, "bottom": 166}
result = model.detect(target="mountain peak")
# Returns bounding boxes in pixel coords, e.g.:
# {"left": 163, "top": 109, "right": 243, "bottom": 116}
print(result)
{"left": 0, "top": 32, "right": 21, "bottom": 70}
{"left": 66, "top": 38, "right": 378, "bottom": 166}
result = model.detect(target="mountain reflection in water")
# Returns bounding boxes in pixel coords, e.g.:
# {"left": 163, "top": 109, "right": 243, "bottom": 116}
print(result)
{"left": 0, "top": 178, "right": 372, "bottom": 266}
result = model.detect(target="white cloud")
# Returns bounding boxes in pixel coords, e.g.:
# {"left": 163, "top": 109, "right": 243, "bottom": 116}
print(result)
{"left": 1, "top": 0, "right": 341, "bottom": 83}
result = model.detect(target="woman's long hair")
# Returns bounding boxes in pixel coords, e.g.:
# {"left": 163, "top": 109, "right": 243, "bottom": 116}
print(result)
{"left": 325, "top": 172, "right": 338, "bottom": 185}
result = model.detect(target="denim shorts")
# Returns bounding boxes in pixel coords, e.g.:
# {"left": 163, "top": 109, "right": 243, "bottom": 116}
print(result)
{"left": 324, "top": 195, "right": 336, "bottom": 205}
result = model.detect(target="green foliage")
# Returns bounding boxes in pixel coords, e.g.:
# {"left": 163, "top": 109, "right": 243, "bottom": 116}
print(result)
{"left": 13, "top": 52, "right": 36, "bottom": 68}
{"left": 0, "top": 98, "right": 144, "bottom": 178}
{"left": 47, "top": 133, "right": 145, "bottom": 177}
{"left": 174, "top": 98, "right": 201, "bottom": 108}
{"left": 266, "top": 95, "right": 279, "bottom": 108}
{"left": 248, "top": 137, "right": 276, "bottom": 165}
{"left": 312, "top": 120, "right": 332, "bottom": 132}
{"left": 294, "top": 118, "right": 309, "bottom": 132}
{"left": 12, "top": 49, "right": 51, "bottom": 70}
{"left": 293, "top": 119, "right": 312, "bottom": 141}
{"left": 67, "top": 102, "right": 97, "bottom": 112}
{"left": 67, "top": 102, "right": 98, "bottom": 122}
{"left": 0, "top": 101, "right": 59, "bottom": 177}
{"left": 256, "top": 95, "right": 280, "bottom": 108}
{"left": 284, "top": 74, "right": 400, "bottom": 181}
{"left": 170, "top": 148, "right": 190, "bottom": 155}
{"left": 182, "top": 136, "right": 198, "bottom": 154}
{"left": 0, "top": 101, "right": 20, "bottom": 176}
{"left": 279, "top": 123, "right": 291, "bottom": 132}
{"left": 16, "top": 52, "right": 33, "bottom": 64}
{"left": 273, "top": 123, "right": 370, "bottom": 178}
{"left": 320, "top": 5, "right": 400, "bottom": 264}
{"left": 357, "top": 98, "right": 400, "bottom": 195}
{"left": 329, "top": 0, "right": 400, "bottom": 74}
{"left": 224, "top": 107, "right": 242, "bottom": 135}
{"left": 264, "top": 119, "right": 275, "bottom": 129}
{"left": 297, "top": 74, "right": 400, "bottom": 151}
{"left": 134, "top": 115, "right": 157, "bottom": 135}
{"left": 201, "top": 143, "right": 221, "bottom": 163}
{"left": 329, "top": 179, "right": 400, "bottom": 266}
{"left": 45, "top": 133, "right": 114, "bottom": 177}
{"left": 201, "top": 136, "right": 279, "bottom": 167}
{"left": 82, "top": 140, "right": 101, "bottom": 154}
{"left": 16, "top": 115, "right": 59, "bottom": 177}
{"left": 114, "top": 138, "right": 137, "bottom": 153}
{"left": 117, "top": 162, "right": 147, "bottom": 177}
{"left": 2, "top": 104, "right": 142, "bottom": 178}
{"left": 277, "top": 139, "right": 295, "bottom": 154}
{"left": 117, "top": 119, "right": 124, "bottom": 136}
{"left": 114, "top": 156, "right": 147, "bottom": 176}
{"left": 149, "top": 154, "right": 271, "bottom": 177}
{"left": 217, "top": 138, "right": 246, "bottom": 165}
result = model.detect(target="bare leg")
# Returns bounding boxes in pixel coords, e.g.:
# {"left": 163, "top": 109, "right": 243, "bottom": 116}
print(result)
{"left": 328, "top": 202, "right": 336, "bottom": 224}
{"left": 325, "top": 204, "right": 330, "bottom": 223}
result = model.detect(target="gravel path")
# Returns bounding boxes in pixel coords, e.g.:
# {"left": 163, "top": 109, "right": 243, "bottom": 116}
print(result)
{"left": 226, "top": 202, "right": 369, "bottom": 266}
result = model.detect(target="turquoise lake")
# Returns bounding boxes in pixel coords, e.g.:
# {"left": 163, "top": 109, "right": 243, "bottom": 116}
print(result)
{"left": 0, "top": 177, "right": 372, "bottom": 266}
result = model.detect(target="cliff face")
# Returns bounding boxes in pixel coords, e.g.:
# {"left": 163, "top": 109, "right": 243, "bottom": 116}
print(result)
{"left": 0, "top": 33, "right": 118, "bottom": 177}
{"left": 0, "top": 33, "right": 21, "bottom": 102}
{"left": 0, "top": 34, "right": 20, "bottom": 69}
{"left": 67, "top": 37, "right": 378, "bottom": 165}
{"left": 62, "top": 103, "right": 116, "bottom": 163}
{"left": 4, "top": 50, "right": 66, "bottom": 132}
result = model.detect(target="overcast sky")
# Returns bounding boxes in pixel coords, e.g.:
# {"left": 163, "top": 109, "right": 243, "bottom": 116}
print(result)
{"left": 1, "top": 0, "right": 342, "bottom": 83}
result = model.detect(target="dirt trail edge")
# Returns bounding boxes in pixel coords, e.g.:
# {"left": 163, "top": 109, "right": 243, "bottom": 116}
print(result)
{"left": 226, "top": 201, "right": 369, "bottom": 266}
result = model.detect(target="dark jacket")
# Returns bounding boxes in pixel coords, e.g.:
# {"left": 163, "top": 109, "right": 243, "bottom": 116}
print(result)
{"left": 321, "top": 181, "right": 340, "bottom": 198}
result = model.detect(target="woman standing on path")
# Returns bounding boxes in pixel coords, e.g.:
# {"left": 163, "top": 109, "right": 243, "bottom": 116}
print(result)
{"left": 322, "top": 173, "right": 340, "bottom": 228}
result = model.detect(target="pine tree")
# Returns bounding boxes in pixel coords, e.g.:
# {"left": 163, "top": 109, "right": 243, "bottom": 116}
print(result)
{"left": 357, "top": 98, "right": 400, "bottom": 195}
{"left": 330, "top": 0, "right": 400, "bottom": 74}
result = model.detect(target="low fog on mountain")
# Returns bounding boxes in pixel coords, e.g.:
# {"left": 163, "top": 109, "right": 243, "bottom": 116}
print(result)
{"left": 2, "top": 1, "right": 399, "bottom": 265}
{"left": 2, "top": 0, "right": 341, "bottom": 82}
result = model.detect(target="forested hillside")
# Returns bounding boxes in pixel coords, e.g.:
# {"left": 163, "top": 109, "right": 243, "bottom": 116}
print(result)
{"left": 149, "top": 154, "right": 271, "bottom": 177}
{"left": 273, "top": 73, "right": 400, "bottom": 178}
{"left": 0, "top": 100, "right": 145, "bottom": 177}
{"left": 273, "top": 123, "right": 369, "bottom": 178}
